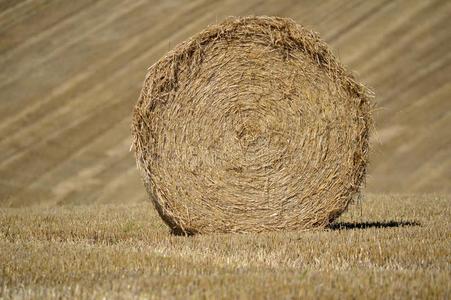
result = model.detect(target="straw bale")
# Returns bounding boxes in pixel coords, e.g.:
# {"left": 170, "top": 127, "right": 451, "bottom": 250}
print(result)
{"left": 132, "top": 16, "right": 372, "bottom": 234}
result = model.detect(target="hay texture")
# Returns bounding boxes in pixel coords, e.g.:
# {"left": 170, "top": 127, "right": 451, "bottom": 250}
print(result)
{"left": 132, "top": 16, "right": 372, "bottom": 234}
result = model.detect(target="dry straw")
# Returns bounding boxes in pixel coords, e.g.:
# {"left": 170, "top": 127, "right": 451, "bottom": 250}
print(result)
{"left": 132, "top": 16, "right": 372, "bottom": 234}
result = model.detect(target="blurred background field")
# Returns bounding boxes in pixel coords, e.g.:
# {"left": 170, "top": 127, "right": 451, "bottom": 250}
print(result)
{"left": 0, "top": 0, "right": 450, "bottom": 208}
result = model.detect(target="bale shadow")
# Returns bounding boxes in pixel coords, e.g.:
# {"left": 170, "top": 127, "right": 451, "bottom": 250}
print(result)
{"left": 170, "top": 221, "right": 422, "bottom": 236}
{"left": 329, "top": 220, "right": 421, "bottom": 231}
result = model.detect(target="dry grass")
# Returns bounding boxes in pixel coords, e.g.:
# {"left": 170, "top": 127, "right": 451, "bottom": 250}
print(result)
{"left": 1, "top": 194, "right": 449, "bottom": 299}
{"left": 132, "top": 16, "right": 372, "bottom": 234}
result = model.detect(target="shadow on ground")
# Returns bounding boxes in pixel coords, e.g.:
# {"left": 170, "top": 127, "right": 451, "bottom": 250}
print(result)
{"left": 329, "top": 220, "right": 421, "bottom": 230}
{"left": 170, "top": 221, "right": 422, "bottom": 236}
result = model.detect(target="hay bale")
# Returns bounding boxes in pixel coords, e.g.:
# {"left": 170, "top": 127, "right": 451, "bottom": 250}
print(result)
{"left": 132, "top": 16, "right": 372, "bottom": 234}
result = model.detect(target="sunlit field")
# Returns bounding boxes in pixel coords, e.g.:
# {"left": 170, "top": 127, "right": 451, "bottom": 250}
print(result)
{"left": 1, "top": 194, "right": 449, "bottom": 299}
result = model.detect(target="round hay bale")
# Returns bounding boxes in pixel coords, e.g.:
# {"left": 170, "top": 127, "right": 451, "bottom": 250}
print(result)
{"left": 132, "top": 16, "right": 372, "bottom": 234}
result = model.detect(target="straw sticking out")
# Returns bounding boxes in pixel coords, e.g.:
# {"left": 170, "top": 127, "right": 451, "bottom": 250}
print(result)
{"left": 132, "top": 16, "right": 372, "bottom": 234}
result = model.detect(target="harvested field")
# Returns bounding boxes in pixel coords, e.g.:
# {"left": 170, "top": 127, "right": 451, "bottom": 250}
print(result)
{"left": 0, "top": 194, "right": 449, "bottom": 299}
{"left": 0, "top": 0, "right": 449, "bottom": 209}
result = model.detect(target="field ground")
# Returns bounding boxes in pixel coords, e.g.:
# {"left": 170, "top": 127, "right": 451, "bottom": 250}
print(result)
{"left": 1, "top": 194, "right": 449, "bottom": 299}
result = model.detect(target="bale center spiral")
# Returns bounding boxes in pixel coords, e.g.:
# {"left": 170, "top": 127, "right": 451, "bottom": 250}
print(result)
{"left": 132, "top": 16, "right": 372, "bottom": 234}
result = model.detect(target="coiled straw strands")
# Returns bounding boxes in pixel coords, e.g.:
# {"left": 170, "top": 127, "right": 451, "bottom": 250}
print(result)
{"left": 132, "top": 16, "right": 372, "bottom": 234}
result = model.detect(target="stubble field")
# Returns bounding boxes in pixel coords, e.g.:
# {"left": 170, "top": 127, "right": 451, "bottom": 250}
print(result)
{"left": 1, "top": 194, "right": 449, "bottom": 299}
